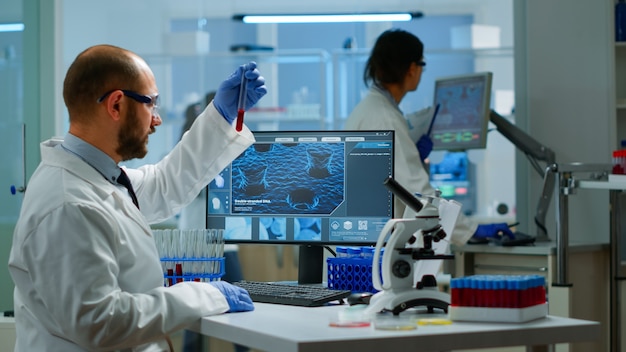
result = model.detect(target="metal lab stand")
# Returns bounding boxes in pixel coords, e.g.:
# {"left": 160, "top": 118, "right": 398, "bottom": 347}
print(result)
{"left": 490, "top": 110, "right": 614, "bottom": 349}
{"left": 555, "top": 163, "right": 625, "bottom": 352}
{"left": 609, "top": 188, "right": 626, "bottom": 352}
{"left": 577, "top": 175, "right": 626, "bottom": 352}
{"left": 550, "top": 163, "right": 611, "bottom": 285}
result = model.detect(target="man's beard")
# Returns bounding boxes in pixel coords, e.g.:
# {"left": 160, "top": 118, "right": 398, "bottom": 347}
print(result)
{"left": 116, "top": 107, "right": 149, "bottom": 161}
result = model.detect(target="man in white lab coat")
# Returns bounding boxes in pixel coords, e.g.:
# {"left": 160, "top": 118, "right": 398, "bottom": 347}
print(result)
{"left": 8, "top": 44, "right": 266, "bottom": 351}
{"left": 345, "top": 29, "right": 514, "bottom": 246}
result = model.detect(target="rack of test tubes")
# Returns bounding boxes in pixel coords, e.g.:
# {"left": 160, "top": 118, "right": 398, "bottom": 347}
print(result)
{"left": 153, "top": 229, "right": 225, "bottom": 286}
{"left": 612, "top": 141, "right": 626, "bottom": 174}
{"left": 448, "top": 275, "right": 548, "bottom": 323}
{"left": 327, "top": 246, "right": 381, "bottom": 293}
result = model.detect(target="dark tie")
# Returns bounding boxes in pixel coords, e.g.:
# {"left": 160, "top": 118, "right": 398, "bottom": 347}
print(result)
{"left": 117, "top": 169, "right": 140, "bottom": 209}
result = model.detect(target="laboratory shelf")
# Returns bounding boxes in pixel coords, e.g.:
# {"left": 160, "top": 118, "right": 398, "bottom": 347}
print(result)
{"left": 578, "top": 179, "right": 626, "bottom": 190}
{"left": 144, "top": 48, "right": 331, "bottom": 62}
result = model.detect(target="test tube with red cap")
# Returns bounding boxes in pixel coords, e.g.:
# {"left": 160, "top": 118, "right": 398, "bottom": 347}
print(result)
{"left": 236, "top": 73, "right": 247, "bottom": 132}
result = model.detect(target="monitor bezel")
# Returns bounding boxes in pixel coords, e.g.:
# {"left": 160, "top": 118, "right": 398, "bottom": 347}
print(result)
{"left": 205, "top": 129, "right": 395, "bottom": 246}
{"left": 430, "top": 71, "right": 493, "bottom": 151}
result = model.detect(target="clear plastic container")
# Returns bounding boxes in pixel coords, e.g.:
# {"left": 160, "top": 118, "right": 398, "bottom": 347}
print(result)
{"left": 361, "top": 246, "right": 375, "bottom": 260}
{"left": 347, "top": 247, "right": 362, "bottom": 258}
{"left": 336, "top": 246, "right": 348, "bottom": 258}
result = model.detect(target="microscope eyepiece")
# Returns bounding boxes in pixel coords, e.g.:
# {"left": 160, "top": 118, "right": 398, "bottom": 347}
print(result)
{"left": 383, "top": 177, "right": 424, "bottom": 213}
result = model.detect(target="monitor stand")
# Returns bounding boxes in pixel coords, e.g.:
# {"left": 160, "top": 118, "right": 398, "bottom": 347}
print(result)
{"left": 297, "top": 245, "right": 324, "bottom": 285}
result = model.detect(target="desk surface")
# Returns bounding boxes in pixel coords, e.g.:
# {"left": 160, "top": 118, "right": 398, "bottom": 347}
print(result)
{"left": 190, "top": 303, "right": 600, "bottom": 352}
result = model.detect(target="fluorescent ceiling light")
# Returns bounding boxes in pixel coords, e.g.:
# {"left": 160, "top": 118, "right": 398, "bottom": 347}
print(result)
{"left": 0, "top": 23, "right": 24, "bottom": 32}
{"left": 233, "top": 12, "right": 422, "bottom": 24}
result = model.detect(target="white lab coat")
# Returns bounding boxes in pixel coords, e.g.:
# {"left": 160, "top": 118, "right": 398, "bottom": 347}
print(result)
{"left": 8, "top": 103, "right": 254, "bottom": 352}
{"left": 344, "top": 87, "right": 476, "bottom": 246}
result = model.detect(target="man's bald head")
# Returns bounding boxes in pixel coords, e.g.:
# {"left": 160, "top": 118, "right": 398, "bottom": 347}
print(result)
{"left": 63, "top": 44, "right": 149, "bottom": 123}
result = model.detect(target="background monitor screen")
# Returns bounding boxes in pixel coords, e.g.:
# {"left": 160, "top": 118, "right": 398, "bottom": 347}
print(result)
{"left": 206, "top": 130, "right": 394, "bottom": 246}
{"left": 430, "top": 72, "right": 493, "bottom": 151}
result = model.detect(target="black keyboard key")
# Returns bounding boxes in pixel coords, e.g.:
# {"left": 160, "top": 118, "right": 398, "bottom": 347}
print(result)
{"left": 233, "top": 280, "right": 351, "bottom": 307}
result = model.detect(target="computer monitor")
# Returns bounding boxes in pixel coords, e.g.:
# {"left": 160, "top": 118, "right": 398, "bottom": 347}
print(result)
{"left": 206, "top": 130, "right": 395, "bottom": 284}
{"left": 430, "top": 72, "right": 493, "bottom": 151}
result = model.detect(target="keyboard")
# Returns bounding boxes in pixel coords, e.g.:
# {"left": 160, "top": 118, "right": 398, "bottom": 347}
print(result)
{"left": 233, "top": 280, "right": 351, "bottom": 307}
{"left": 491, "top": 231, "right": 537, "bottom": 247}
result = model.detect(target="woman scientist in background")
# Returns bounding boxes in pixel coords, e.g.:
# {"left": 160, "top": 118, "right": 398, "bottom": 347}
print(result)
{"left": 344, "top": 28, "right": 514, "bottom": 245}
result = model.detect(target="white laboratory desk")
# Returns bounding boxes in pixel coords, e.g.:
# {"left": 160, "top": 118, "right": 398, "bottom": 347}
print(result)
{"left": 189, "top": 303, "right": 600, "bottom": 352}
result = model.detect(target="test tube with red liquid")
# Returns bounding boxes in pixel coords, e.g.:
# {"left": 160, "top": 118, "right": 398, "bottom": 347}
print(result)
{"left": 236, "top": 73, "right": 247, "bottom": 132}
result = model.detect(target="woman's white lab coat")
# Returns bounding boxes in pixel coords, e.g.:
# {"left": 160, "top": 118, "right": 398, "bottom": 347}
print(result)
{"left": 8, "top": 103, "right": 254, "bottom": 351}
{"left": 344, "top": 87, "right": 476, "bottom": 246}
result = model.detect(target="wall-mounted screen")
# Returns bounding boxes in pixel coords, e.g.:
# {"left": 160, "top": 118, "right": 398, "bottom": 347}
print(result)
{"left": 430, "top": 72, "right": 493, "bottom": 151}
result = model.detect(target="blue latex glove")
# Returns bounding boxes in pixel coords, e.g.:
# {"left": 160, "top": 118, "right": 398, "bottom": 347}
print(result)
{"left": 416, "top": 134, "right": 433, "bottom": 162}
{"left": 213, "top": 61, "right": 267, "bottom": 124}
{"left": 208, "top": 281, "right": 255, "bottom": 312}
{"left": 473, "top": 223, "right": 515, "bottom": 239}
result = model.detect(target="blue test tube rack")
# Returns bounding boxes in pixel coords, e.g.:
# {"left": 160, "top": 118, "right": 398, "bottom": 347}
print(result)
{"left": 160, "top": 256, "right": 225, "bottom": 286}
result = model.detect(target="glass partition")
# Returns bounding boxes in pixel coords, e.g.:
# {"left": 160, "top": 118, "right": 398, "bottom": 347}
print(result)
{"left": 0, "top": 0, "right": 24, "bottom": 314}
{"left": 0, "top": 122, "right": 24, "bottom": 223}
{"left": 0, "top": 26, "right": 24, "bottom": 223}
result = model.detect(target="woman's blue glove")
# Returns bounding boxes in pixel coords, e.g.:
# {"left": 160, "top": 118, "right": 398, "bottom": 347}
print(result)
{"left": 416, "top": 134, "right": 433, "bottom": 162}
{"left": 208, "top": 281, "right": 255, "bottom": 312}
{"left": 473, "top": 223, "right": 515, "bottom": 239}
{"left": 213, "top": 61, "right": 267, "bottom": 124}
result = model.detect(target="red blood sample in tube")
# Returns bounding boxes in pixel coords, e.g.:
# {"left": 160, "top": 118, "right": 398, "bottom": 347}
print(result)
{"left": 236, "top": 109, "right": 244, "bottom": 132}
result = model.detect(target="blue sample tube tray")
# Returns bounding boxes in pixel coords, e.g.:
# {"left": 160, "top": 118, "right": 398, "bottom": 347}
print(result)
{"left": 327, "top": 257, "right": 381, "bottom": 293}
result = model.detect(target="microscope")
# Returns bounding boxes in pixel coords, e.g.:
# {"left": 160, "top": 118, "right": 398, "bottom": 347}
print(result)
{"left": 363, "top": 177, "right": 458, "bottom": 317}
